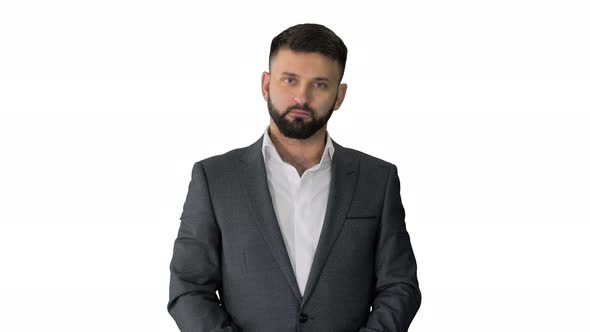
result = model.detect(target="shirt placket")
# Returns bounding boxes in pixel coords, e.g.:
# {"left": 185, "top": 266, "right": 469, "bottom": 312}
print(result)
{"left": 295, "top": 170, "right": 318, "bottom": 296}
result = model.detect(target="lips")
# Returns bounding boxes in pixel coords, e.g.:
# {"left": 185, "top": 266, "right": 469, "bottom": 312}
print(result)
{"left": 290, "top": 110, "right": 310, "bottom": 117}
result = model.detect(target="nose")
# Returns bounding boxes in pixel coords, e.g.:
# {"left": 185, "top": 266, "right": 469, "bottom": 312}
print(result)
{"left": 293, "top": 85, "right": 311, "bottom": 105}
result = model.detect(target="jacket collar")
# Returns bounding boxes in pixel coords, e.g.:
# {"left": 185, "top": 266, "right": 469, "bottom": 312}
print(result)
{"left": 261, "top": 126, "right": 335, "bottom": 168}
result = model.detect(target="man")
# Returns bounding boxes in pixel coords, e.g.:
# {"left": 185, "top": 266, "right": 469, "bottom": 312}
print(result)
{"left": 168, "top": 23, "right": 421, "bottom": 332}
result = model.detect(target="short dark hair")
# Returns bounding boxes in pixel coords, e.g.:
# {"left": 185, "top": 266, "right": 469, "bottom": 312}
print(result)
{"left": 269, "top": 23, "right": 348, "bottom": 82}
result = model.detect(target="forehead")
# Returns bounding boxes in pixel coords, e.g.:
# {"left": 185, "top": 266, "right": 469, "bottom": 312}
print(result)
{"left": 270, "top": 48, "right": 340, "bottom": 80}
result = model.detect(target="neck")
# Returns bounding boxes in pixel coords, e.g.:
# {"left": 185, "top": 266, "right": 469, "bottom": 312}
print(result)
{"left": 268, "top": 122, "right": 327, "bottom": 169}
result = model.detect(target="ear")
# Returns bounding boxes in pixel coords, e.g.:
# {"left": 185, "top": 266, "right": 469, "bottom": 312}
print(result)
{"left": 333, "top": 83, "right": 348, "bottom": 110}
{"left": 261, "top": 71, "right": 270, "bottom": 102}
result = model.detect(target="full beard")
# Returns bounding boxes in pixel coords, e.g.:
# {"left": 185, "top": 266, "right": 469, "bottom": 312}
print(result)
{"left": 267, "top": 95, "right": 336, "bottom": 139}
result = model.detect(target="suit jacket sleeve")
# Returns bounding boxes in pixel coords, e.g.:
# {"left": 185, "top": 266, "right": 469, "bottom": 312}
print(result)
{"left": 168, "top": 161, "right": 240, "bottom": 332}
{"left": 361, "top": 164, "right": 422, "bottom": 332}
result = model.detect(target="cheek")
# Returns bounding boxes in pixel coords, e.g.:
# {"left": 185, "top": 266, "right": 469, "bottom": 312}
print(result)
{"left": 273, "top": 85, "right": 292, "bottom": 99}
{"left": 270, "top": 87, "right": 293, "bottom": 106}
{"left": 318, "top": 96, "right": 336, "bottom": 111}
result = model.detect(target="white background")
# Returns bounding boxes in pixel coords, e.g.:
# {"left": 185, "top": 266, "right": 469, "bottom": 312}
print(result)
{"left": 1, "top": 1, "right": 589, "bottom": 331}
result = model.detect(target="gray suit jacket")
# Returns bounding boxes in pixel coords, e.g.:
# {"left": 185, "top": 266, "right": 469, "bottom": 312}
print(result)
{"left": 168, "top": 134, "right": 421, "bottom": 332}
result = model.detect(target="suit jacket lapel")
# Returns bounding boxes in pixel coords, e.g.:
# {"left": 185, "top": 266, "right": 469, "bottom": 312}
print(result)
{"left": 239, "top": 134, "right": 302, "bottom": 302}
{"left": 238, "top": 133, "right": 359, "bottom": 307}
{"left": 301, "top": 139, "right": 358, "bottom": 306}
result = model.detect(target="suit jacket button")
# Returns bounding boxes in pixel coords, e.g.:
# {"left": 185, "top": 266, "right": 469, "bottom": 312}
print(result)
{"left": 298, "top": 313, "right": 308, "bottom": 323}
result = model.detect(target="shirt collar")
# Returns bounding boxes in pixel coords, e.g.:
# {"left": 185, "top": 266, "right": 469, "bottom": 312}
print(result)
{"left": 262, "top": 125, "right": 335, "bottom": 167}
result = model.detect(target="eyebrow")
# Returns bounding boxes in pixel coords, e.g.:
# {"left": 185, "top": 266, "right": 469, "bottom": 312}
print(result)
{"left": 281, "top": 72, "right": 331, "bottom": 82}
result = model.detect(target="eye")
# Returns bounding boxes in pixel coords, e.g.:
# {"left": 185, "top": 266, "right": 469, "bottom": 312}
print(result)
{"left": 314, "top": 82, "right": 328, "bottom": 89}
{"left": 284, "top": 77, "right": 296, "bottom": 85}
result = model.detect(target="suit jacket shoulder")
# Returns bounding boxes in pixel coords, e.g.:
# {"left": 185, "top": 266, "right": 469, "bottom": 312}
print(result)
{"left": 339, "top": 145, "right": 396, "bottom": 171}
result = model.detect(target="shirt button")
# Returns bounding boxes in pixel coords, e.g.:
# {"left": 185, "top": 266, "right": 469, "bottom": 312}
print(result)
{"left": 298, "top": 313, "right": 309, "bottom": 323}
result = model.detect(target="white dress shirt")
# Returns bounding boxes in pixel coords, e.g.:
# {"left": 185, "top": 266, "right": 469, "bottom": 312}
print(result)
{"left": 261, "top": 126, "right": 334, "bottom": 295}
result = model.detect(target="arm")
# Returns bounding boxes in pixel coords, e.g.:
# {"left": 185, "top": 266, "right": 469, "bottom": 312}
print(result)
{"left": 168, "top": 162, "right": 240, "bottom": 332}
{"left": 361, "top": 164, "right": 422, "bottom": 332}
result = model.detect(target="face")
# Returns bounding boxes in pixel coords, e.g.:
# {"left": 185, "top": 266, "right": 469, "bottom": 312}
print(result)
{"left": 262, "top": 48, "right": 347, "bottom": 139}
